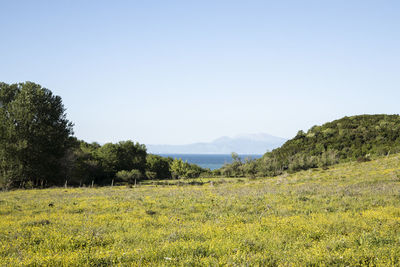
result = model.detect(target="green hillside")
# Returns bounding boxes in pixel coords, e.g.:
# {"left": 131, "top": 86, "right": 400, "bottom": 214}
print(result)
{"left": 227, "top": 114, "right": 400, "bottom": 177}
{"left": 1, "top": 154, "right": 400, "bottom": 265}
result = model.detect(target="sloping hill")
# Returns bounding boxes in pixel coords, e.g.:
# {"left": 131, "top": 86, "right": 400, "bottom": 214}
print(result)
{"left": 243, "top": 114, "right": 400, "bottom": 176}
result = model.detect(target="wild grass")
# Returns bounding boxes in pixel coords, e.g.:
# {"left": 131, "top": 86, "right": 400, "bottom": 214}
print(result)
{"left": 1, "top": 155, "right": 400, "bottom": 265}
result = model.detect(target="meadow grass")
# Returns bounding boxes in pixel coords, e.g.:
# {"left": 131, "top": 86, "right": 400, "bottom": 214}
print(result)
{"left": 1, "top": 155, "right": 400, "bottom": 266}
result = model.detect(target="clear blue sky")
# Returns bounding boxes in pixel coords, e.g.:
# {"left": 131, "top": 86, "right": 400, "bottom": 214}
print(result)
{"left": 1, "top": 1, "right": 399, "bottom": 145}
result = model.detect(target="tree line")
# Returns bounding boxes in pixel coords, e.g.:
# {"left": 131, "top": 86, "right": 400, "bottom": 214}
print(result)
{"left": 66, "top": 140, "right": 209, "bottom": 187}
{"left": 3, "top": 82, "right": 399, "bottom": 187}
{"left": 0, "top": 82, "right": 209, "bottom": 189}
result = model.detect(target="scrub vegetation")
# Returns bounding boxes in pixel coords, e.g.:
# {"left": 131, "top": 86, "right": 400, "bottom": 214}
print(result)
{"left": 220, "top": 114, "right": 400, "bottom": 177}
{"left": 1, "top": 154, "right": 400, "bottom": 265}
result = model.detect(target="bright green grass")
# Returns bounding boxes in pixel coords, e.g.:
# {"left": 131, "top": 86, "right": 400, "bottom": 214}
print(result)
{"left": 1, "top": 155, "right": 400, "bottom": 266}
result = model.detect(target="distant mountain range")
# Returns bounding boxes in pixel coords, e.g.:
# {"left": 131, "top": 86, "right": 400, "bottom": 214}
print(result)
{"left": 147, "top": 133, "right": 287, "bottom": 154}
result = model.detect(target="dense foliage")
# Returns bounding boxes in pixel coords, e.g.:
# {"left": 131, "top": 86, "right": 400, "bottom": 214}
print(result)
{"left": 223, "top": 115, "right": 400, "bottom": 177}
{"left": 66, "top": 140, "right": 209, "bottom": 186}
{"left": 65, "top": 140, "right": 147, "bottom": 186}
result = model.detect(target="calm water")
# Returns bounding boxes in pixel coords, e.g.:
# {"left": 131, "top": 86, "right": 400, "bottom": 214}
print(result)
{"left": 157, "top": 154, "right": 263, "bottom": 170}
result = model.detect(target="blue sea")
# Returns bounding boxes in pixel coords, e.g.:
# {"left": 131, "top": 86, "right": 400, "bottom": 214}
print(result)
{"left": 157, "top": 154, "right": 263, "bottom": 170}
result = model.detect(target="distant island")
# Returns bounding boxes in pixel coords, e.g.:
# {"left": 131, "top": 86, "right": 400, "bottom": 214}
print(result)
{"left": 147, "top": 133, "right": 287, "bottom": 154}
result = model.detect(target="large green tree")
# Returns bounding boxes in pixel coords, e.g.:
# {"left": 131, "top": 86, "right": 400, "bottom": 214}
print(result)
{"left": 0, "top": 82, "right": 74, "bottom": 188}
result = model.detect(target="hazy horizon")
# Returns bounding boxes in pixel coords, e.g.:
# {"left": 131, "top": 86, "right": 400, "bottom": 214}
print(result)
{"left": 147, "top": 132, "right": 285, "bottom": 145}
{"left": 1, "top": 1, "right": 399, "bottom": 145}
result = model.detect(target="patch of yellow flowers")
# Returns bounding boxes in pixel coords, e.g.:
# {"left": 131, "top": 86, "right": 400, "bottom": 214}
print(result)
{"left": 1, "top": 155, "right": 400, "bottom": 265}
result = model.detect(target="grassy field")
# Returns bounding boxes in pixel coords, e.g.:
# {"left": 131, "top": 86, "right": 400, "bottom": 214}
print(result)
{"left": 1, "top": 156, "right": 400, "bottom": 266}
